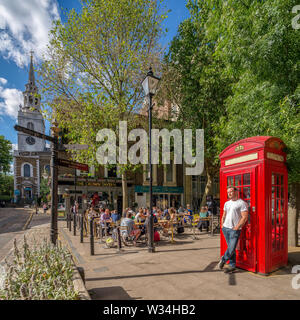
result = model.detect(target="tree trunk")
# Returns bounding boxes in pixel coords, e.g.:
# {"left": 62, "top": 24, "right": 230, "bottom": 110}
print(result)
{"left": 122, "top": 171, "right": 128, "bottom": 213}
{"left": 288, "top": 183, "right": 300, "bottom": 247}
{"left": 200, "top": 168, "right": 213, "bottom": 208}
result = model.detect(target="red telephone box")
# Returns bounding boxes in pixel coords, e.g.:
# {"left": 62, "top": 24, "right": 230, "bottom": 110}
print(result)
{"left": 219, "top": 136, "right": 288, "bottom": 274}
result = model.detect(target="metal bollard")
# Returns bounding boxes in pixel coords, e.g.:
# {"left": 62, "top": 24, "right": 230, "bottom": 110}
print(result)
{"left": 90, "top": 218, "right": 94, "bottom": 256}
{"left": 66, "top": 213, "right": 69, "bottom": 229}
{"left": 69, "top": 212, "right": 72, "bottom": 232}
{"left": 117, "top": 226, "right": 122, "bottom": 251}
{"left": 99, "top": 223, "right": 103, "bottom": 243}
{"left": 80, "top": 214, "right": 84, "bottom": 243}
{"left": 73, "top": 212, "right": 77, "bottom": 236}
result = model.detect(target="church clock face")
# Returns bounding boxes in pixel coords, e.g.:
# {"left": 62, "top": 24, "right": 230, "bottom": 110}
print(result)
{"left": 26, "top": 136, "right": 35, "bottom": 145}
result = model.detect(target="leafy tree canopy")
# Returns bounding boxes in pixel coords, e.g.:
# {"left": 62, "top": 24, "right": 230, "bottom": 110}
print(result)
{"left": 0, "top": 135, "right": 13, "bottom": 175}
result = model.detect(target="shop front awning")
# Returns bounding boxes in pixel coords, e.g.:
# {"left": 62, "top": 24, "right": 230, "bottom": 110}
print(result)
{"left": 134, "top": 186, "right": 184, "bottom": 194}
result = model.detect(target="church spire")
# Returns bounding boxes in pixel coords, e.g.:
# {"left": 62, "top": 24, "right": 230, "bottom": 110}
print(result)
{"left": 28, "top": 50, "right": 35, "bottom": 86}
{"left": 22, "top": 51, "right": 40, "bottom": 111}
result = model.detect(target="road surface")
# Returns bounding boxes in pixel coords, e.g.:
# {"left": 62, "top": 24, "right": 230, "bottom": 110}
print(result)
{"left": 0, "top": 207, "right": 50, "bottom": 262}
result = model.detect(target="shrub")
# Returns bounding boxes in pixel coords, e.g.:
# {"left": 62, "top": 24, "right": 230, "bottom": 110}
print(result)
{"left": 0, "top": 236, "right": 79, "bottom": 300}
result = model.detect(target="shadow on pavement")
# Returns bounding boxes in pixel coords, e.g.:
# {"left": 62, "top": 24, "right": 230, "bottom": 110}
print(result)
{"left": 156, "top": 246, "right": 220, "bottom": 253}
{"left": 85, "top": 261, "right": 222, "bottom": 282}
{"left": 88, "top": 286, "right": 137, "bottom": 300}
{"left": 288, "top": 251, "right": 300, "bottom": 265}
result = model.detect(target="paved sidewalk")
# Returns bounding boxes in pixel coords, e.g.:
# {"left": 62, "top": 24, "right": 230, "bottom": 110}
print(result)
{"left": 58, "top": 221, "right": 300, "bottom": 300}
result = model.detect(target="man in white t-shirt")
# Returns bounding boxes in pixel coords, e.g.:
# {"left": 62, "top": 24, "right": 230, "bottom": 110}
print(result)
{"left": 218, "top": 186, "right": 248, "bottom": 273}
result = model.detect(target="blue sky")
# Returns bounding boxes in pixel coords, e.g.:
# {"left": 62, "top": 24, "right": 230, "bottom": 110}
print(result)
{"left": 0, "top": 0, "right": 190, "bottom": 151}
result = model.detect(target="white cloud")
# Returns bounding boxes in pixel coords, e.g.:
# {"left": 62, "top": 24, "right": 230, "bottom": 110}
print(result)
{"left": 0, "top": 83, "right": 23, "bottom": 118}
{"left": 0, "top": 0, "right": 60, "bottom": 67}
{"left": 0, "top": 77, "right": 7, "bottom": 85}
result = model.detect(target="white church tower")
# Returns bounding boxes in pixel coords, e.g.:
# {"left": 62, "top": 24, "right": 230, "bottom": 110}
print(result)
{"left": 13, "top": 52, "right": 51, "bottom": 204}
{"left": 17, "top": 51, "right": 46, "bottom": 152}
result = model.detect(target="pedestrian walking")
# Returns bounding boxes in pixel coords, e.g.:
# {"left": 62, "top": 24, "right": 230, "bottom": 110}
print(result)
{"left": 43, "top": 203, "right": 47, "bottom": 214}
{"left": 218, "top": 186, "right": 248, "bottom": 273}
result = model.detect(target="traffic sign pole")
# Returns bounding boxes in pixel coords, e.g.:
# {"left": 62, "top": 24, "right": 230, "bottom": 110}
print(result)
{"left": 14, "top": 124, "right": 89, "bottom": 246}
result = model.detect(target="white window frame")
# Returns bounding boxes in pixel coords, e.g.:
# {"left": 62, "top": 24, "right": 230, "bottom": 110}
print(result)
{"left": 21, "top": 162, "right": 33, "bottom": 177}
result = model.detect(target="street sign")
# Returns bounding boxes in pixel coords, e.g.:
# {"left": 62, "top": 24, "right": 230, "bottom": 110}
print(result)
{"left": 63, "top": 144, "right": 89, "bottom": 150}
{"left": 14, "top": 125, "right": 55, "bottom": 143}
{"left": 55, "top": 158, "right": 89, "bottom": 171}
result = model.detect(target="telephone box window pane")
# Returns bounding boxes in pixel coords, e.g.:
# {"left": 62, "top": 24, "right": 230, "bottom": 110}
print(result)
{"left": 272, "top": 187, "right": 275, "bottom": 202}
{"left": 276, "top": 209, "right": 280, "bottom": 224}
{"left": 281, "top": 175, "right": 284, "bottom": 186}
{"left": 243, "top": 187, "right": 250, "bottom": 199}
{"left": 227, "top": 176, "right": 234, "bottom": 186}
{"left": 280, "top": 199, "right": 284, "bottom": 211}
{"left": 243, "top": 173, "right": 250, "bottom": 185}
{"left": 236, "top": 187, "right": 242, "bottom": 198}
{"left": 271, "top": 199, "right": 275, "bottom": 226}
{"left": 276, "top": 187, "right": 280, "bottom": 198}
{"left": 235, "top": 175, "right": 242, "bottom": 186}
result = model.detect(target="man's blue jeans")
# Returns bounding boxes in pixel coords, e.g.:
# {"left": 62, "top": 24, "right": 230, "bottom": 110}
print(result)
{"left": 222, "top": 227, "right": 241, "bottom": 268}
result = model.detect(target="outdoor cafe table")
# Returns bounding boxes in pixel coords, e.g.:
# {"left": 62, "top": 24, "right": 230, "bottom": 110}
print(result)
{"left": 157, "top": 219, "right": 178, "bottom": 243}
{"left": 192, "top": 216, "right": 214, "bottom": 236}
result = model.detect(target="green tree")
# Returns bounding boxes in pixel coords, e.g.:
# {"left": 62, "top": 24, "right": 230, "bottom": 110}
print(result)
{"left": 205, "top": 0, "right": 300, "bottom": 245}
{"left": 0, "top": 135, "right": 12, "bottom": 175}
{"left": 40, "top": 177, "right": 50, "bottom": 204}
{"left": 157, "top": 0, "right": 232, "bottom": 207}
{"left": 0, "top": 175, "right": 14, "bottom": 201}
{"left": 38, "top": 0, "right": 168, "bottom": 211}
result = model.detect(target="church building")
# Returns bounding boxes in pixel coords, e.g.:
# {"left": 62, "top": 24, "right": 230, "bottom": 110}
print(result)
{"left": 13, "top": 53, "right": 51, "bottom": 204}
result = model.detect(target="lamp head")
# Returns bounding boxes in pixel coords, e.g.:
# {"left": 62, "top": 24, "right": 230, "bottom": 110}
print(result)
{"left": 142, "top": 66, "right": 160, "bottom": 96}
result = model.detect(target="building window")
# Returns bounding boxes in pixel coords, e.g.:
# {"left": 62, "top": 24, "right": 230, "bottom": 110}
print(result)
{"left": 105, "top": 165, "right": 116, "bottom": 178}
{"left": 143, "top": 164, "right": 157, "bottom": 185}
{"left": 145, "top": 164, "right": 150, "bottom": 180}
{"left": 24, "top": 164, "right": 31, "bottom": 177}
{"left": 213, "top": 177, "right": 220, "bottom": 199}
{"left": 166, "top": 163, "right": 173, "bottom": 182}
{"left": 27, "top": 122, "right": 34, "bottom": 130}
{"left": 163, "top": 161, "right": 176, "bottom": 186}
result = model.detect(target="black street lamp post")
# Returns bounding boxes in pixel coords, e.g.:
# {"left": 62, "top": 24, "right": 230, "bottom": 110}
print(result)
{"left": 50, "top": 119, "right": 60, "bottom": 245}
{"left": 142, "top": 66, "right": 160, "bottom": 253}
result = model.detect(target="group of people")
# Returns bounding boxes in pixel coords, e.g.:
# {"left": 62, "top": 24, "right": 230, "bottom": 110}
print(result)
{"left": 70, "top": 187, "right": 250, "bottom": 274}
{"left": 72, "top": 203, "right": 214, "bottom": 246}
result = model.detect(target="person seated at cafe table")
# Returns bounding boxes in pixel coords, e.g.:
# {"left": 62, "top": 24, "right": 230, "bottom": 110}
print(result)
{"left": 120, "top": 211, "right": 142, "bottom": 246}
{"left": 160, "top": 208, "right": 174, "bottom": 236}
{"left": 111, "top": 210, "right": 120, "bottom": 223}
{"left": 88, "top": 205, "right": 99, "bottom": 219}
{"left": 135, "top": 208, "right": 146, "bottom": 223}
{"left": 155, "top": 208, "right": 163, "bottom": 219}
{"left": 143, "top": 212, "right": 158, "bottom": 235}
{"left": 162, "top": 208, "right": 171, "bottom": 220}
{"left": 186, "top": 204, "right": 193, "bottom": 221}
{"left": 100, "top": 208, "right": 112, "bottom": 235}
{"left": 129, "top": 210, "right": 136, "bottom": 220}
{"left": 197, "top": 206, "right": 209, "bottom": 232}
{"left": 169, "top": 207, "right": 177, "bottom": 221}
{"left": 178, "top": 205, "right": 185, "bottom": 214}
